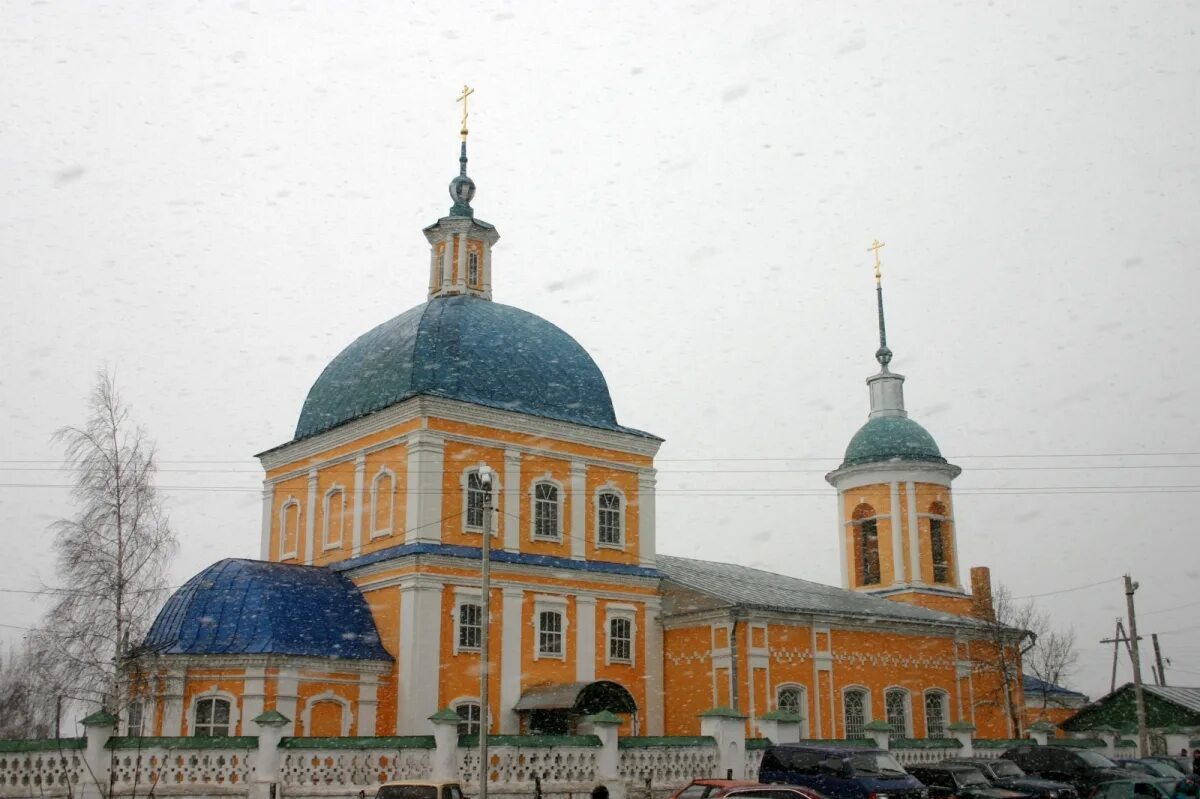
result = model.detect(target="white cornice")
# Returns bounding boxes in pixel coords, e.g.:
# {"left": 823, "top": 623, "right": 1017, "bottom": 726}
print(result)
{"left": 124, "top": 653, "right": 391, "bottom": 674}
{"left": 826, "top": 461, "right": 961, "bottom": 490}
{"left": 347, "top": 552, "right": 659, "bottom": 593}
{"left": 258, "top": 395, "right": 661, "bottom": 471}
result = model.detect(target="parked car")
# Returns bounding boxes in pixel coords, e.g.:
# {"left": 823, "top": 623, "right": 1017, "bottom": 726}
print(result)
{"left": 1088, "top": 779, "right": 1174, "bottom": 799}
{"left": 908, "top": 764, "right": 1030, "bottom": 799}
{"left": 1001, "top": 746, "right": 1129, "bottom": 794}
{"left": 942, "top": 757, "right": 1078, "bottom": 799}
{"left": 758, "top": 743, "right": 928, "bottom": 799}
{"left": 1113, "top": 760, "right": 1185, "bottom": 782}
{"left": 1139, "top": 756, "right": 1191, "bottom": 776}
{"left": 669, "top": 783, "right": 829, "bottom": 799}
{"left": 374, "top": 781, "right": 466, "bottom": 799}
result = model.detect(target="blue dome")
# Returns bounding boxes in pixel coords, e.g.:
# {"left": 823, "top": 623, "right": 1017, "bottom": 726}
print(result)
{"left": 841, "top": 415, "right": 946, "bottom": 468}
{"left": 294, "top": 295, "right": 642, "bottom": 441}
{"left": 138, "top": 559, "right": 392, "bottom": 661}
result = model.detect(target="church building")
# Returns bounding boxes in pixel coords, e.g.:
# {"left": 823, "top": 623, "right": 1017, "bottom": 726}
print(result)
{"left": 123, "top": 119, "right": 1025, "bottom": 743}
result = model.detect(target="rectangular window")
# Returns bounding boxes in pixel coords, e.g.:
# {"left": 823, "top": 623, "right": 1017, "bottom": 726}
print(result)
{"left": 860, "top": 519, "right": 880, "bottom": 585}
{"left": 458, "top": 602, "right": 482, "bottom": 651}
{"left": 609, "top": 617, "right": 632, "bottom": 662}
{"left": 538, "top": 610, "right": 563, "bottom": 656}
{"left": 194, "top": 697, "right": 231, "bottom": 737}
{"left": 597, "top": 492, "right": 621, "bottom": 546}
{"left": 533, "top": 483, "right": 559, "bottom": 539}
{"left": 455, "top": 702, "right": 481, "bottom": 736}
{"left": 466, "top": 471, "right": 490, "bottom": 529}
{"left": 468, "top": 251, "right": 480, "bottom": 285}
{"left": 930, "top": 518, "right": 949, "bottom": 583}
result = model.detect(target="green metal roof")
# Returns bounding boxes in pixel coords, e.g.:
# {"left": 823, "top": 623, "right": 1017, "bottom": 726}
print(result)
{"left": 841, "top": 415, "right": 946, "bottom": 468}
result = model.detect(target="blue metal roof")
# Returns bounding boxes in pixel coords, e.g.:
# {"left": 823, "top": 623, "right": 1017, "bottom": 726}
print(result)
{"left": 293, "top": 294, "right": 656, "bottom": 441}
{"left": 841, "top": 415, "right": 946, "bottom": 468}
{"left": 1023, "top": 674, "right": 1087, "bottom": 699}
{"left": 138, "top": 559, "right": 392, "bottom": 661}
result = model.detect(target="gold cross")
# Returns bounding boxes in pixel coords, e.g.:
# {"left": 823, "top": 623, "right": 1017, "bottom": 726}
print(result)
{"left": 867, "top": 239, "right": 886, "bottom": 283}
{"left": 456, "top": 85, "right": 474, "bottom": 140}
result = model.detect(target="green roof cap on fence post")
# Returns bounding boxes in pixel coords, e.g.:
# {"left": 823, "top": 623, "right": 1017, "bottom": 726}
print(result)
{"left": 863, "top": 720, "right": 894, "bottom": 732}
{"left": 429, "top": 708, "right": 462, "bottom": 722}
{"left": 700, "top": 707, "right": 748, "bottom": 719}
{"left": 253, "top": 710, "right": 291, "bottom": 726}
{"left": 1028, "top": 721, "right": 1056, "bottom": 733}
{"left": 947, "top": 721, "right": 977, "bottom": 732}
{"left": 585, "top": 711, "right": 623, "bottom": 725}
{"left": 80, "top": 710, "right": 119, "bottom": 727}
{"left": 760, "top": 710, "right": 803, "bottom": 722}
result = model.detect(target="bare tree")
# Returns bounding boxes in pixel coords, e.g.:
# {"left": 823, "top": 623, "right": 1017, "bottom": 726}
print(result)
{"left": 0, "top": 642, "right": 56, "bottom": 739}
{"left": 1025, "top": 626, "right": 1080, "bottom": 713}
{"left": 969, "top": 583, "right": 1039, "bottom": 738}
{"left": 30, "top": 371, "right": 178, "bottom": 714}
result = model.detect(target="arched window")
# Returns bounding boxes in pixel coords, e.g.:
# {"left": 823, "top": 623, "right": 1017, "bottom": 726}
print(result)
{"left": 126, "top": 701, "right": 144, "bottom": 737}
{"left": 596, "top": 489, "right": 624, "bottom": 548}
{"left": 455, "top": 701, "right": 481, "bottom": 736}
{"left": 193, "top": 697, "right": 232, "bottom": 737}
{"left": 370, "top": 467, "right": 396, "bottom": 539}
{"left": 885, "top": 689, "right": 910, "bottom": 737}
{"left": 843, "top": 688, "right": 867, "bottom": 739}
{"left": 532, "top": 480, "right": 561, "bottom": 540}
{"left": 924, "top": 691, "right": 947, "bottom": 738}
{"left": 852, "top": 504, "right": 881, "bottom": 586}
{"left": 777, "top": 685, "right": 805, "bottom": 716}
{"left": 929, "top": 502, "right": 950, "bottom": 584}
{"left": 279, "top": 498, "right": 301, "bottom": 559}
{"left": 467, "top": 250, "right": 480, "bottom": 286}
{"left": 307, "top": 699, "right": 345, "bottom": 737}
{"left": 322, "top": 485, "right": 346, "bottom": 550}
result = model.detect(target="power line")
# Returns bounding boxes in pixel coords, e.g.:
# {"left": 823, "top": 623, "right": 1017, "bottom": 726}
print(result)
{"left": 1012, "top": 577, "right": 1121, "bottom": 600}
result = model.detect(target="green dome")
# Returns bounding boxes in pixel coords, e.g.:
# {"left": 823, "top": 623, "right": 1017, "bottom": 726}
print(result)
{"left": 841, "top": 415, "right": 946, "bottom": 468}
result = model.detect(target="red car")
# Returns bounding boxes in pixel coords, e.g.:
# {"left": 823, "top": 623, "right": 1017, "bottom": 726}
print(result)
{"left": 670, "top": 780, "right": 829, "bottom": 799}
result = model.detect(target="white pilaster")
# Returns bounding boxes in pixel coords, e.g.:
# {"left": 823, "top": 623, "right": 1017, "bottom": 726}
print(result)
{"left": 575, "top": 595, "right": 597, "bottom": 682}
{"left": 570, "top": 461, "right": 587, "bottom": 560}
{"left": 160, "top": 669, "right": 185, "bottom": 735}
{"left": 644, "top": 599, "right": 665, "bottom": 735}
{"left": 455, "top": 233, "right": 467, "bottom": 291}
{"left": 837, "top": 490, "right": 850, "bottom": 589}
{"left": 260, "top": 483, "right": 274, "bottom": 560}
{"left": 405, "top": 431, "right": 445, "bottom": 544}
{"left": 429, "top": 248, "right": 439, "bottom": 294}
{"left": 499, "top": 587, "right": 524, "bottom": 733}
{"left": 441, "top": 235, "right": 453, "bottom": 289}
{"left": 358, "top": 673, "right": 379, "bottom": 735}
{"left": 948, "top": 499, "right": 961, "bottom": 587}
{"left": 305, "top": 469, "right": 318, "bottom": 565}
{"left": 503, "top": 449, "right": 521, "bottom": 552}
{"left": 398, "top": 579, "right": 443, "bottom": 733}
{"left": 637, "top": 470, "right": 657, "bottom": 567}
{"left": 906, "top": 481, "right": 921, "bottom": 584}
{"left": 276, "top": 667, "right": 299, "bottom": 735}
{"left": 890, "top": 481, "right": 905, "bottom": 584}
{"left": 243, "top": 666, "right": 266, "bottom": 732}
{"left": 352, "top": 454, "right": 366, "bottom": 556}
{"left": 483, "top": 242, "right": 493, "bottom": 299}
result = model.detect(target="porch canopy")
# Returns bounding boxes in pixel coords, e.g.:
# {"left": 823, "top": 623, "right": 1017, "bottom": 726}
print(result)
{"left": 513, "top": 680, "right": 637, "bottom": 715}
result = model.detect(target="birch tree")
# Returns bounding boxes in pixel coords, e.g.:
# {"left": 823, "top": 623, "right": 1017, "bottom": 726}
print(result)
{"left": 31, "top": 371, "right": 178, "bottom": 712}
{"left": 0, "top": 643, "right": 56, "bottom": 739}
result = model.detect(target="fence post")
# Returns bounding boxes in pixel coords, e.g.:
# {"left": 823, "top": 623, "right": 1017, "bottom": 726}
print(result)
{"left": 1027, "top": 721, "right": 1054, "bottom": 747}
{"left": 251, "top": 709, "right": 290, "bottom": 799}
{"left": 699, "top": 707, "right": 748, "bottom": 779}
{"left": 80, "top": 710, "right": 117, "bottom": 799}
{"left": 1091, "top": 726, "right": 1118, "bottom": 757}
{"left": 758, "top": 711, "right": 801, "bottom": 745}
{"left": 948, "top": 721, "right": 976, "bottom": 757}
{"left": 586, "top": 711, "right": 625, "bottom": 799}
{"left": 1163, "top": 727, "right": 1190, "bottom": 764}
{"left": 429, "top": 708, "right": 462, "bottom": 781}
{"left": 863, "top": 721, "right": 892, "bottom": 751}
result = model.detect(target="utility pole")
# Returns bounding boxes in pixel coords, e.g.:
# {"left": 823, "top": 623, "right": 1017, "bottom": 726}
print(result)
{"left": 1100, "top": 619, "right": 1138, "bottom": 694}
{"left": 478, "top": 469, "right": 493, "bottom": 799}
{"left": 1152, "top": 634, "right": 1167, "bottom": 688}
{"left": 1124, "top": 575, "right": 1149, "bottom": 757}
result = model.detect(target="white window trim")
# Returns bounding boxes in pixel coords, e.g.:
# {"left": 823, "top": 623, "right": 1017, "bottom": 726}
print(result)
{"left": 452, "top": 587, "right": 483, "bottom": 655}
{"left": 884, "top": 686, "right": 913, "bottom": 738}
{"left": 923, "top": 688, "right": 950, "bottom": 738}
{"left": 604, "top": 603, "right": 637, "bottom": 666}
{"left": 529, "top": 475, "right": 565, "bottom": 542}
{"left": 593, "top": 484, "right": 627, "bottom": 550}
{"left": 461, "top": 465, "right": 500, "bottom": 535}
{"left": 451, "top": 696, "right": 483, "bottom": 735}
{"left": 189, "top": 689, "right": 240, "bottom": 737}
{"left": 842, "top": 685, "right": 871, "bottom": 739}
{"left": 369, "top": 466, "right": 397, "bottom": 540}
{"left": 322, "top": 484, "right": 347, "bottom": 551}
{"left": 125, "top": 698, "right": 150, "bottom": 737}
{"left": 775, "top": 683, "right": 809, "bottom": 739}
{"left": 279, "top": 497, "right": 301, "bottom": 560}
{"left": 532, "top": 594, "right": 569, "bottom": 661}
{"left": 301, "top": 690, "right": 354, "bottom": 736}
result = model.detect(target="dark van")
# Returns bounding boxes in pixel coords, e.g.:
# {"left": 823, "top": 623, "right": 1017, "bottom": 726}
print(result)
{"left": 1001, "top": 745, "right": 1129, "bottom": 795}
{"left": 759, "top": 744, "right": 929, "bottom": 799}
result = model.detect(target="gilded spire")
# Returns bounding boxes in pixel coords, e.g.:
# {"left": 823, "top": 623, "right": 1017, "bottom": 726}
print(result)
{"left": 449, "top": 85, "right": 477, "bottom": 217}
{"left": 868, "top": 239, "right": 892, "bottom": 369}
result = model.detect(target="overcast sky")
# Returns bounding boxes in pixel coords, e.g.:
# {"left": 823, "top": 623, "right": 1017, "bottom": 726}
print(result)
{"left": 3, "top": 0, "right": 1199, "bottom": 709}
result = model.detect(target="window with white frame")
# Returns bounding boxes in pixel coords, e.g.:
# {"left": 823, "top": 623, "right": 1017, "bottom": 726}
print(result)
{"left": 885, "top": 689, "right": 909, "bottom": 737}
{"left": 532, "top": 480, "right": 561, "bottom": 540}
{"left": 126, "top": 701, "right": 144, "bottom": 737}
{"left": 924, "top": 691, "right": 947, "bottom": 738}
{"left": 467, "top": 250, "right": 480, "bottom": 286}
{"left": 322, "top": 485, "right": 346, "bottom": 550}
{"left": 464, "top": 469, "right": 494, "bottom": 531}
{"left": 777, "top": 685, "right": 804, "bottom": 715}
{"left": 193, "top": 697, "right": 232, "bottom": 737}
{"left": 455, "top": 701, "right": 481, "bottom": 736}
{"left": 843, "top": 689, "right": 867, "bottom": 739}
{"left": 458, "top": 601, "right": 482, "bottom": 651}
{"left": 370, "top": 467, "right": 396, "bottom": 538}
{"left": 607, "top": 613, "right": 634, "bottom": 664}
{"left": 596, "top": 490, "right": 623, "bottom": 547}
{"left": 279, "top": 498, "right": 301, "bottom": 559}
{"left": 539, "top": 610, "right": 563, "bottom": 657}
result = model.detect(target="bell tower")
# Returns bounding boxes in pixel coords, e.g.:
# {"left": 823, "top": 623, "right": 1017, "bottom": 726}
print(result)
{"left": 425, "top": 85, "right": 501, "bottom": 300}
{"left": 825, "top": 242, "right": 971, "bottom": 616}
